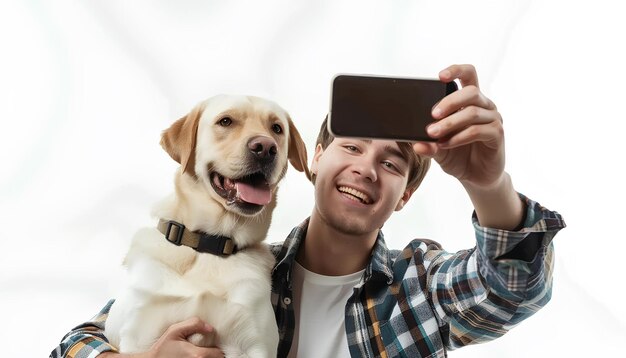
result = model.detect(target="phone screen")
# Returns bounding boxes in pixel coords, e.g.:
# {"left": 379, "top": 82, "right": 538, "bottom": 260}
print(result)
{"left": 329, "top": 75, "right": 457, "bottom": 141}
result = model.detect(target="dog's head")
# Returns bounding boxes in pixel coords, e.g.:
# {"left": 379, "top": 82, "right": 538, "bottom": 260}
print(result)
{"left": 160, "top": 95, "right": 310, "bottom": 217}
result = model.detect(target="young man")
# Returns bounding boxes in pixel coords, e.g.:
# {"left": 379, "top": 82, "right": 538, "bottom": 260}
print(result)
{"left": 50, "top": 65, "right": 565, "bottom": 358}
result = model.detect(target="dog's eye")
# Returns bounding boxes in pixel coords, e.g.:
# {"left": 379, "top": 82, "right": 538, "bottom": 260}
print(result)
{"left": 272, "top": 124, "right": 283, "bottom": 134}
{"left": 218, "top": 117, "right": 232, "bottom": 127}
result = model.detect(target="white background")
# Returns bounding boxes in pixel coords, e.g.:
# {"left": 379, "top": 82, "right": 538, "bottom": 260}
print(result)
{"left": 1, "top": 0, "right": 624, "bottom": 356}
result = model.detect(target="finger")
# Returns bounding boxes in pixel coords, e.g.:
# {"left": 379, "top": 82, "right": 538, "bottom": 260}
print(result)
{"left": 437, "top": 122, "right": 503, "bottom": 150}
{"left": 439, "top": 64, "right": 479, "bottom": 88}
{"left": 432, "top": 85, "right": 496, "bottom": 120}
{"left": 427, "top": 105, "right": 501, "bottom": 139}
{"left": 166, "top": 317, "right": 214, "bottom": 339}
{"left": 412, "top": 142, "right": 438, "bottom": 158}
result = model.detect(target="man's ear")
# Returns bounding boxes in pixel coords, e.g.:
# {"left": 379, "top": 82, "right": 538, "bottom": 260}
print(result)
{"left": 395, "top": 188, "right": 415, "bottom": 211}
{"left": 310, "top": 143, "right": 325, "bottom": 177}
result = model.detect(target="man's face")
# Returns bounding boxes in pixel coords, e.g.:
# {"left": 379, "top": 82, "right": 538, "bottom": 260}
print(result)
{"left": 311, "top": 137, "right": 413, "bottom": 236}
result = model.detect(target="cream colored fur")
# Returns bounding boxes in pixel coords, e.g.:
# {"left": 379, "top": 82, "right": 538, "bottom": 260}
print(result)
{"left": 104, "top": 95, "right": 309, "bottom": 357}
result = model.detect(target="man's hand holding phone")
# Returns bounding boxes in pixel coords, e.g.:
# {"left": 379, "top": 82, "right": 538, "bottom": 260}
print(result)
{"left": 414, "top": 64, "right": 524, "bottom": 231}
{"left": 413, "top": 64, "right": 505, "bottom": 190}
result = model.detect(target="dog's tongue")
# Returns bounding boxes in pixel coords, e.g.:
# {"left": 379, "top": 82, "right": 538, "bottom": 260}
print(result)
{"left": 235, "top": 181, "right": 271, "bottom": 205}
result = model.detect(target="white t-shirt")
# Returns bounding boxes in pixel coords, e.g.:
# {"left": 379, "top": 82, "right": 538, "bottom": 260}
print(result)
{"left": 287, "top": 261, "right": 365, "bottom": 358}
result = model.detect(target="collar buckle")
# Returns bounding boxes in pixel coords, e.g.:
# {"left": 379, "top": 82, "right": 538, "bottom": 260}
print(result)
{"left": 165, "top": 220, "right": 185, "bottom": 246}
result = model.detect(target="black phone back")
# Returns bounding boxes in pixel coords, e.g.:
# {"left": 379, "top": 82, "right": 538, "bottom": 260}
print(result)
{"left": 329, "top": 74, "right": 458, "bottom": 141}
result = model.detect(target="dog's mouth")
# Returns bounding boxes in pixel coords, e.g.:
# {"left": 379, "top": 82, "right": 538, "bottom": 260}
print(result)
{"left": 210, "top": 171, "right": 271, "bottom": 214}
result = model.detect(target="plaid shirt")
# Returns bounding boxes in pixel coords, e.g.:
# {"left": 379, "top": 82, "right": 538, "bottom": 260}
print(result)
{"left": 50, "top": 194, "right": 565, "bottom": 358}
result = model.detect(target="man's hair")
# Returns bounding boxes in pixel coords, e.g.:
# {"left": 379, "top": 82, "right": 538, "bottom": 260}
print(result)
{"left": 314, "top": 116, "right": 431, "bottom": 191}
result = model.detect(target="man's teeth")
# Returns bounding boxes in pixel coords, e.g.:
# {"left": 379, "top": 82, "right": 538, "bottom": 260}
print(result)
{"left": 338, "top": 186, "right": 371, "bottom": 204}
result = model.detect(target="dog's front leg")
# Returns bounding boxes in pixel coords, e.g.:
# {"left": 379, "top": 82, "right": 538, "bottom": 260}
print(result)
{"left": 224, "top": 287, "right": 278, "bottom": 358}
{"left": 255, "top": 298, "right": 279, "bottom": 358}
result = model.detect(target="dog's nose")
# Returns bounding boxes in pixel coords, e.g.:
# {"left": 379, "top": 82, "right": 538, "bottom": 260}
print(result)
{"left": 248, "top": 136, "right": 277, "bottom": 161}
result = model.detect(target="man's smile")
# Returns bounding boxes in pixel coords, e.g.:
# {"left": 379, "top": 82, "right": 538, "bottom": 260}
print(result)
{"left": 337, "top": 185, "right": 374, "bottom": 205}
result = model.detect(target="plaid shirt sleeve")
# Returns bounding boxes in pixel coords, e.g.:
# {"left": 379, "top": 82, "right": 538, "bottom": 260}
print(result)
{"left": 49, "top": 300, "right": 118, "bottom": 358}
{"left": 426, "top": 194, "right": 565, "bottom": 350}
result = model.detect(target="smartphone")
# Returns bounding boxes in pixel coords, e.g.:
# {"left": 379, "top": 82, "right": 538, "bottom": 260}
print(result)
{"left": 328, "top": 74, "right": 458, "bottom": 142}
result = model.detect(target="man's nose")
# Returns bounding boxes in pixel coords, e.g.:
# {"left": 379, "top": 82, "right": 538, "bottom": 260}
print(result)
{"left": 352, "top": 157, "right": 378, "bottom": 182}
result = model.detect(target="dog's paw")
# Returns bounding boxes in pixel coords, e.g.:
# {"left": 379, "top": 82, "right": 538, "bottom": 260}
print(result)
{"left": 187, "top": 332, "right": 216, "bottom": 347}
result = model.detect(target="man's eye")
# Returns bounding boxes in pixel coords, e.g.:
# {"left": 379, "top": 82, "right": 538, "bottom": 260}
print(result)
{"left": 346, "top": 145, "right": 358, "bottom": 152}
{"left": 383, "top": 162, "right": 397, "bottom": 170}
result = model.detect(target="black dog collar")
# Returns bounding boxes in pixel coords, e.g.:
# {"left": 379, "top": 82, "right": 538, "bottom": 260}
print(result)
{"left": 157, "top": 219, "right": 238, "bottom": 256}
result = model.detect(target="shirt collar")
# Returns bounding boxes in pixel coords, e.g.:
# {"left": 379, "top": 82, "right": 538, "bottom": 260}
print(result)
{"left": 365, "top": 231, "right": 395, "bottom": 285}
{"left": 273, "top": 218, "right": 395, "bottom": 287}
{"left": 273, "top": 218, "right": 309, "bottom": 283}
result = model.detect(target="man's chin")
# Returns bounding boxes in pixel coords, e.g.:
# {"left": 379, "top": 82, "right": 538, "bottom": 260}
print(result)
{"left": 326, "top": 215, "right": 377, "bottom": 237}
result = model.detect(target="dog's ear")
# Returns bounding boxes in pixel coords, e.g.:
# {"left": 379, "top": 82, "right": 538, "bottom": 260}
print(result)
{"left": 160, "top": 103, "right": 205, "bottom": 176}
{"left": 287, "top": 116, "right": 311, "bottom": 181}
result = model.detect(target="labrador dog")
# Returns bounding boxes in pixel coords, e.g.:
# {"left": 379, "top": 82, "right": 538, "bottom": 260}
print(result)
{"left": 104, "top": 95, "right": 309, "bottom": 357}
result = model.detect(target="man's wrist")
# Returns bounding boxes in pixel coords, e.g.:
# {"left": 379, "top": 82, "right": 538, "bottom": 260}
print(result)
{"left": 462, "top": 173, "right": 525, "bottom": 230}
